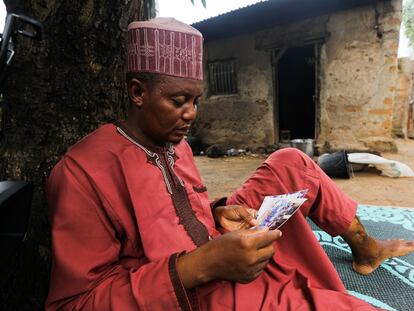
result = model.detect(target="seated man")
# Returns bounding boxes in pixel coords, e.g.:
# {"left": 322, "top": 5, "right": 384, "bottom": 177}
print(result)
{"left": 45, "top": 18, "right": 414, "bottom": 310}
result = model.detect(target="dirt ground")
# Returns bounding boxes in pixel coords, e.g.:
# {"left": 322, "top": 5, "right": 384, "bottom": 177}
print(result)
{"left": 195, "top": 139, "right": 414, "bottom": 208}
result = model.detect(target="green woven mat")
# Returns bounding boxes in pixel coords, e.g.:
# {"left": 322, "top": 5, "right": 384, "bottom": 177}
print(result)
{"left": 309, "top": 205, "right": 414, "bottom": 311}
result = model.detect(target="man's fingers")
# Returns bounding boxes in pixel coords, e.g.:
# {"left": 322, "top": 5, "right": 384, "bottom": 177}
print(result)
{"left": 256, "top": 243, "right": 276, "bottom": 261}
{"left": 237, "top": 206, "right": 258, "bottom": 226}
{"left": 246, "top": 208, "right": 258, "bottom": 225}
{"left": 240, "top": 227, "right": 282, "bottom": 248}
{"left": 251, "top": 258, "right": 270, "bottom": 274}
{"left": 254, "top": 229, "right": 282, "bottom": 249}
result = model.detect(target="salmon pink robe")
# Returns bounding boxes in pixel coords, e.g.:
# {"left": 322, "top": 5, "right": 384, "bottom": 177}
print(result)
{"left": 46, "top": 123, "right": 378, "bottom": 310}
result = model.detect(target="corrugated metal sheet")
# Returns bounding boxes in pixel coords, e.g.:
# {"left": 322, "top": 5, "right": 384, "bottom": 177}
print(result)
{"left": 193, "top": 0, "right": 390, "bottom": 42}
{"left": 193, "top": 0, "right": 269, "bottom": 24}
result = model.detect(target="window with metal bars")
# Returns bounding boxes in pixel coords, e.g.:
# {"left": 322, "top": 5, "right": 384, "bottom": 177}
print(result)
{"left": 207, "top": 59, "right": 238, "bottom": 95}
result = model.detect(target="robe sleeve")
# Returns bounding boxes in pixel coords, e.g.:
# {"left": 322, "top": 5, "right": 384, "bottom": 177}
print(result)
{"left": 46, "top": 156, "right": 192, "bottom": 311}
{"left": 209, "top": 197, "right": 228, "bottom": 210}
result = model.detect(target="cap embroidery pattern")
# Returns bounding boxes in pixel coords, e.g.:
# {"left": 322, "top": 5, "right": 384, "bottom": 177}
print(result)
{"left": 127, "top": 18, "right": 203, "bottom": 80}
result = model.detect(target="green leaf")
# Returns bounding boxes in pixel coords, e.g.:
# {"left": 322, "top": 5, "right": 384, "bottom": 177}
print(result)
{"left": 403, "top": 0, "right": 414, "bottom": 47}
{"left": 190, "top": 0, "right": 195, "bottom": 5}
{"left": 201, "top": 0, "right": 207, "bottom": 8}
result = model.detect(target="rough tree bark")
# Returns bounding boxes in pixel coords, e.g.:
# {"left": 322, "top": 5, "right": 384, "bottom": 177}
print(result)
{"left": 0, "top": 1, "right": 146, "bottom": 309}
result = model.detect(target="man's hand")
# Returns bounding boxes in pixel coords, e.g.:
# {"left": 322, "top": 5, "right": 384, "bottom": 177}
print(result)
{"left": 213, "top": 205, "right": 258, "bottom": 231}
{"left": 176, "top": 227, "right": 282, "bottom": 288}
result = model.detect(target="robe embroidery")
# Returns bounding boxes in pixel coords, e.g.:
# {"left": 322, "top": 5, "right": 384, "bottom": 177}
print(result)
{"left": 116, "top": 125, "right": 210, "bottom": 247}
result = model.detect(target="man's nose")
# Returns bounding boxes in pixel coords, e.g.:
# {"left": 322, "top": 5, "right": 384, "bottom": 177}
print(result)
{"left": 182, "top": 103, "right": 197, "bottom": 120}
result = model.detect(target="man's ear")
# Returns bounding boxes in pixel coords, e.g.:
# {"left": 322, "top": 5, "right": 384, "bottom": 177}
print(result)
{"left": 128, "top": 78, "right": 145, "bottom": 108}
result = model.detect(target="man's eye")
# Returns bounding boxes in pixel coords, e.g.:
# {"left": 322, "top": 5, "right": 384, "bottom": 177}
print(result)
{"left": 172, "top": 97, "right": 185, "bottom": 106}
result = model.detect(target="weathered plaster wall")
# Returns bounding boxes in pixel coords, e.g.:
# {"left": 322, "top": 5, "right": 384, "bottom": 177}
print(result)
{"left": 195, "top": 34, "right": 274, "bottom": 148}
{"left": 198, "top": 0, "right": 402, "bottom": 152}
{"left": 393, "top": 57, "right": 414, "bottom": 138}
{"left": 319, "top": 0, "right": 402, "bottom": 152}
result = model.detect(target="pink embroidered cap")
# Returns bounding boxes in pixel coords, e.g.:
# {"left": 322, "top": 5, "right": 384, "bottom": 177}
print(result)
{"left": 127, "top": 17, "right": 203, "bottom": 80}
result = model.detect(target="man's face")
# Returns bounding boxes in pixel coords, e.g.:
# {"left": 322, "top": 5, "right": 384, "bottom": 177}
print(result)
{"left": 131, "top": 75, "right": 204, "bottom": 146}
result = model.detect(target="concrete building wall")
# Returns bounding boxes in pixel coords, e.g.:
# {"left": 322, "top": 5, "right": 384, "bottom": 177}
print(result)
{"left": 194, "top": 34, "right": 274, "bottom": 148}
{"left": 318, "top": 0, "right": 402, "bottom": 152}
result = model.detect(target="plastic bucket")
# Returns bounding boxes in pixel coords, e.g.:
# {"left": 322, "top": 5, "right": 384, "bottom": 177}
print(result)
{"left": 185, "top": 136, "right": 203, "bottom": 155}
{"left": 317, "top": 151, "right": 353, "bottom": 179}
{"left": 290, "top": 139, "right": 314, "bottom": 157}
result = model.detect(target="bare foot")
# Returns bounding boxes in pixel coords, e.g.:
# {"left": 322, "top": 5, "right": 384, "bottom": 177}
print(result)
{"left": 341, "top": 217, "right": 414, "bottom": 275}
{"left": 352, "top": 238, "right": 414, "bottom": 275}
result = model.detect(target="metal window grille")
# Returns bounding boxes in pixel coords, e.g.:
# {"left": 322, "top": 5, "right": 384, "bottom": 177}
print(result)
{"left": 207, "top": 59, "right": 237, "bottom": 95}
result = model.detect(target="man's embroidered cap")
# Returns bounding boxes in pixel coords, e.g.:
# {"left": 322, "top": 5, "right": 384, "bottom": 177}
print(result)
{"left": 127, "top": 17, "right": 203, "bottom": 80}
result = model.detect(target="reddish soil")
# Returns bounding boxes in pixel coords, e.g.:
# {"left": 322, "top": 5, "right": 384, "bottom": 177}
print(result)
{"left": 195, "top": 139, "right": 414, "bottom": 208}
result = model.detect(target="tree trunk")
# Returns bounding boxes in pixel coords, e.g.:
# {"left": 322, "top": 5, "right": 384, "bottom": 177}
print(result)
{"left": 0, "top": 1, "right": 144, "bottom": 309}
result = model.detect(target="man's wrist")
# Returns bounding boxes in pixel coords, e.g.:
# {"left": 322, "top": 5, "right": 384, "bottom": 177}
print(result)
{"left": 176, "top": 244, "right": 215, "bottom": 288}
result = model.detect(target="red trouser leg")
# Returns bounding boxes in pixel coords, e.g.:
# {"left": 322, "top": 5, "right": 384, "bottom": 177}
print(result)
{"left": 225, "top": 148, "right": 380, "bottom": 310}
{"left": 227, "top": 147, "right": 357, "bottom": 236}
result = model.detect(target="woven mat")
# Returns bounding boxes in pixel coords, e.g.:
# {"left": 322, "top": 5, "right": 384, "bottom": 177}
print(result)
{"left": 309, "top": 205, "right": 414, "bottom": 311}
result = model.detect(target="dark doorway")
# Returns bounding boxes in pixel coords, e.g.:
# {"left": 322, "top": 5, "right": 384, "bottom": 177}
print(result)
{"left": 277, "top": 44, "right": 316, "bottom": 141}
